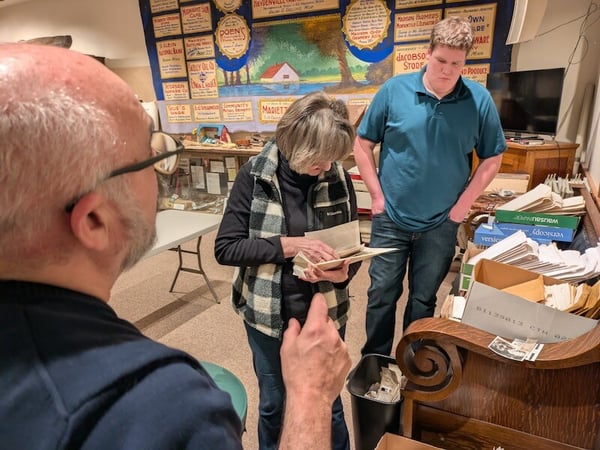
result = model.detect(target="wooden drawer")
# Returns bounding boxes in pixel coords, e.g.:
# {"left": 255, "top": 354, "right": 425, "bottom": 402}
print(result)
{"left": 414, "top": 405, "right": 584, "bottom": 450}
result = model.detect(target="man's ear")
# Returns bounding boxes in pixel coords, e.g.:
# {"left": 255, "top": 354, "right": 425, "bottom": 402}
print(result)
{"left": 68, "top": 192, "right": 113, "bottom": 251}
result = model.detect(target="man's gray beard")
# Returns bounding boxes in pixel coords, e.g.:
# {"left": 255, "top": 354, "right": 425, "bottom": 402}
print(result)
{"left": 119, "top": 201, "right": 157, "bottom": 272}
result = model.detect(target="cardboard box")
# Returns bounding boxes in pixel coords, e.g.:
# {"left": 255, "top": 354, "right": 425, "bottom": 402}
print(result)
{"left": 484, "top": 172, "right": 530, "bottom": 194}
{"left": 495, "top": 222, "right": 574, "bottom": 243}
{"left": 459, "top": 245, "right": 485, "bottom": 292}
{"left": 462, "top": 259, "right": 598, "bottom": 343}
{"left": 375, "top": 433, "right": 441, "bottom": 450}
{"left": 474, "top": 223, "right": 554, "bottom": 246}
{"left": 494, "top": 209, "right": 579, "bottom": 229}
{"left": 473, "top": 223, "right": 509, "bottom": 246}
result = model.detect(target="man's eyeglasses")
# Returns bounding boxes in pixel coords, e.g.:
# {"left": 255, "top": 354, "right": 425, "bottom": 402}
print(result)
{"left": 65, "top": 131, "right": 183, "bottom": 212}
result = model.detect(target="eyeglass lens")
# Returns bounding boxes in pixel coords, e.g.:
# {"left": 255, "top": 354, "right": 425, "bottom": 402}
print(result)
{"left": 152, "top": 132, "right": 180, "bottom": 174}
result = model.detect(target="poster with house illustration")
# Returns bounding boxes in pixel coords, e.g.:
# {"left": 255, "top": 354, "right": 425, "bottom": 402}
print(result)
{"left": 138, "top": 0, "right": 515, "bottom": 133}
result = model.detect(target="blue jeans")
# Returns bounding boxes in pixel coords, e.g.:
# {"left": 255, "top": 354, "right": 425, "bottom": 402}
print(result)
{"left": 245, "top": 322, "right": 350, "bottom": 450}
{"left": 361, "top": 212, "right": 459, "bottom": 356}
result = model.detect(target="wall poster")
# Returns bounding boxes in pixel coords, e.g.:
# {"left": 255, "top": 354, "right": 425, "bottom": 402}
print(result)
{"left": 138, "top": 0, "right": 515, "bottom": 134}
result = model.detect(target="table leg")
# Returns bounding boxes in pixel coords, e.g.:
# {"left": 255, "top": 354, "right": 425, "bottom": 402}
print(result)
{"left": 168, "top": 236, "right": 220, "bottom": 303}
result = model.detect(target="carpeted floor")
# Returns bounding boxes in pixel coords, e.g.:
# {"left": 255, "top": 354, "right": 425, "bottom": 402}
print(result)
{"left": 110, "top": 229, "right": 457, "bottom": 449}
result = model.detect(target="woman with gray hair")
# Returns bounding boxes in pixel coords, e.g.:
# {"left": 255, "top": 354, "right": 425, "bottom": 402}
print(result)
{"left": 215, "top": 91, "right": 360, "bottom": 450}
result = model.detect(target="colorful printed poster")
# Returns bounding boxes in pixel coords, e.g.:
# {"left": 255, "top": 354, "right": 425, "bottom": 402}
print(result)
{"left": 157, "top": 39, "right": 187, "bottom": 79}
{"left": 215, "top": 14, "right": 251, "bottom": 59}
{"left": 193, "top": 103, "right": 222, "bottom": 122}
{"left": 221, "top": 101, "right": 254, "bottom": 122}
{"left": 166, "top": 104, "right": 193, "bottom": 123}
{"left": 445, "top": 3, "right": 496, "bottom": 59}
{"left": 252, "top": 0, "right": 339, "bottom": 20}
{"left": 185, "top": 35, "right": 216, "bottom": 60}
{"left": 150, "top": 0, "right": 178, "bottom": 14}
{"left": 181, "top": 3, "right": 213, "bottom": 34}
{"left": 162, "top": 81, "right": 190, "bottom": 100}
{"left": 258, "top": 98, "right": 296, "bottom": 123}
{"left": 152, "top": 13, "right": 182, "bottom": 38}
{"left": 343, "top": 0, "right": 391, "bottom": 50}
{"left": 396, "top": 0, "right": 441, "bottom": 8}
{"left": 188, "top": 60, "right": 219, "bottom": 99}
{"left": 394, "top": 9, "right": 442, "bottom": 42}
{"left": 214, "top": 0, "right": 243, "bottom": 13}
{"left": 461, "top": 63, "right": 490, "bottom": 85}
{"left": 393, "top": 43, "right": 428, "bottom": 75}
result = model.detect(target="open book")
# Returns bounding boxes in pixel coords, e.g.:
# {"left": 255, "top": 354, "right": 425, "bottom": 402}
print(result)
{"left": 292, "top": 220, "right": 397, "bottom": 276}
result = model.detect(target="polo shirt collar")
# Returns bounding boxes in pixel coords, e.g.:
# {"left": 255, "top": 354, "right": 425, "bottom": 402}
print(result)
{"left": 416, "top": 65, "right": 468, "bottom": 101}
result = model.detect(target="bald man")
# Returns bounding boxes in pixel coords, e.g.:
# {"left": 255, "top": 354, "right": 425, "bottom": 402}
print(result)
{"left": 0, "top": 43, "right": 350, "bottom": 450}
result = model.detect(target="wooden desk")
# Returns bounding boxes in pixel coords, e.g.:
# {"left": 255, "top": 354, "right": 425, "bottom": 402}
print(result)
{"left": 145, "top": 210, "right": 222, "bottom": 302}
{"left": 501, "top": 141, "right": 578, "bottom": 189}
{"left": 474, "top": 141, "right": 578, "bottom": 190}
{"left": 396, "top": 318, "right": 600, "bottom": 449}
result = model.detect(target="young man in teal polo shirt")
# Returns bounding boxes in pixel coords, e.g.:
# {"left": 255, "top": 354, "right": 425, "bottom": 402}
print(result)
{"left": 354, "top": 16, "right": 506, "bottom": 356}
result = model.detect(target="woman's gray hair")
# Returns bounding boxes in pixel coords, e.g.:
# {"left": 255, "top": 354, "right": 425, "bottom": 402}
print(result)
{"left": 275, "top": 91, "right": 355, "bottom": 173}
{"left": 0, "top": 88, "right": 130, "bottom": 257}
{"left": 429, "top": 16, "right": 474, "bottom": 54}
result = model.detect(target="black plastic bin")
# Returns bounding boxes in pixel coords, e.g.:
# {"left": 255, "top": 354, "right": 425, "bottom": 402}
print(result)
{"left": 347, "top": 354, "right": 402, "bottom": 450}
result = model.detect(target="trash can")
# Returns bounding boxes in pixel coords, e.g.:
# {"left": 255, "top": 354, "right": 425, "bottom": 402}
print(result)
{"left": 347, "top": 354, "right": 402, "bottom": 450}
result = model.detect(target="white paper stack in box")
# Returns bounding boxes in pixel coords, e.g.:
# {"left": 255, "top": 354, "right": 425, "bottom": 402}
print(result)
{"left": 495, "top": 183, "right": 584, "bottom": 225}
{"left": 491, "top": 183, "right": 584, "bottom": 244}
{"left": 462, "top": 258, "right": 598, "bottom": 343}
{"left": 466, "top": 230, "right": 600, "bottom": 284}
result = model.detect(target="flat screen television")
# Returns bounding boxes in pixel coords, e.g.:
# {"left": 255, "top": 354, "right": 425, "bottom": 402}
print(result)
{"left": 486, "top": 68, "right": 565, "bottom": 140}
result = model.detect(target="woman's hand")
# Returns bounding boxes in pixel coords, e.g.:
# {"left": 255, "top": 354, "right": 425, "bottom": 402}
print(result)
{"left": 299, "top": 261, "right": 350, "bottom": 284}
{"left": 281, "top": 237, "right": 339, "bottom": 261}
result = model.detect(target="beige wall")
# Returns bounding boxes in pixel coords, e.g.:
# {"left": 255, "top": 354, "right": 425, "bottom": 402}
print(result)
{"left": 511, "top": 1, "right": 600, "bottom": 145}
{"left": 111, "top": 66, "right": 156, "bottom": 103}
{"left": 0, "top": 0, "right": 154, "bottom": 98}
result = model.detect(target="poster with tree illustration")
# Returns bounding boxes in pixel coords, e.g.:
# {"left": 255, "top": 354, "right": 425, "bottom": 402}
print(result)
{"left": 138, "top": 0, "right": 514, "bottom": 134}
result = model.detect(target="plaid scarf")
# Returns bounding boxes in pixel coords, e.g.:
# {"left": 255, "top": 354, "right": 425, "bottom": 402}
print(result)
{"left": 231, "top": 140, "right": 351, "bottom": 338}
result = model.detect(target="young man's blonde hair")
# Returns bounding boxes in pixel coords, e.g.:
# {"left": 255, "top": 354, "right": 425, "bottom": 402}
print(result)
{"left": 275, "top": 91, "right": 355, "bottom": 173}
{"left": 429, "top": 16, "right": 474, "bottom": 54}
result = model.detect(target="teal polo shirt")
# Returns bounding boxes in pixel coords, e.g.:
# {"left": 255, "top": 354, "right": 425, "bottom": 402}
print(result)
{"left": 357, "top": 67, "right": 506, "bottom": 232}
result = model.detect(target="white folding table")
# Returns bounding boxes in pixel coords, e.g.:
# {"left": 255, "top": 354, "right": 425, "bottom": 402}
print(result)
{"left": 145, "top": 209, "right": 222, "bottom": 302}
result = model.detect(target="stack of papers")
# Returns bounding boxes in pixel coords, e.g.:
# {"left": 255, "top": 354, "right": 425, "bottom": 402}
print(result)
{"left": 292, "top": 221, "right": 397, "bottom": 276}
{"left": 466, "top": 231, "right": 600, "bottom": 318}
{"left": 468, "top": 231, "right": 600, "bottom": 284}
{"left": 499, "top": 183, "right": 585, "bottom": 215}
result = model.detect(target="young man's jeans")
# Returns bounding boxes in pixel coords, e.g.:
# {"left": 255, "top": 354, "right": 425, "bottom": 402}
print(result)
{"left": 361, "top": 211, "right": 459, "bottom": 356}
{"left": 244, "top": 322, "right": 350, "bottom": 450}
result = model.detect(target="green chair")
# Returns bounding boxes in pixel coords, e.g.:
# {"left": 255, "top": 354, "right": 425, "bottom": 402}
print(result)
{"left": 200, "top": 360, "right": 248, "bottom": 429}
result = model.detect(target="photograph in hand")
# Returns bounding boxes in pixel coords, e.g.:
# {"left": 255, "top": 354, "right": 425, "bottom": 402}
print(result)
{"left": 292, "top": 221, "right": 397, "bottom": 276}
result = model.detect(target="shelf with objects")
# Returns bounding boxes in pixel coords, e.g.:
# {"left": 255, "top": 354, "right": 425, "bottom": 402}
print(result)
{"left": 157, "top": 130, "right": 268, "bottom": 214}
{"left": 472, "top": 140, "right": 579, "bottom": 191}
{"left": 158, "top": 104, "right": 367, "bottom": 215}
